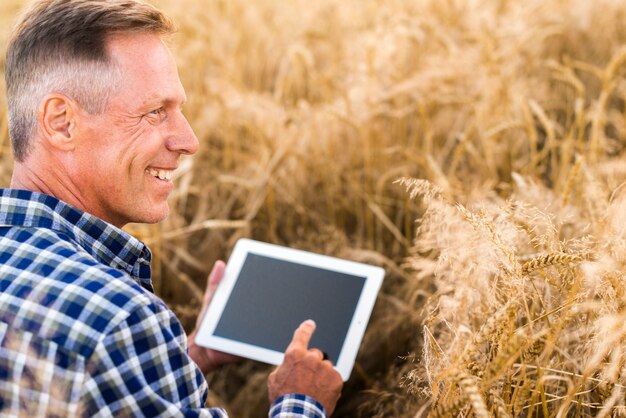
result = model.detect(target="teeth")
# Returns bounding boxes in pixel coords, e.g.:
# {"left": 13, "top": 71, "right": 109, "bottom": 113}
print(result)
{"left": 146, "top": 168, "right": 174, "bottom": 181}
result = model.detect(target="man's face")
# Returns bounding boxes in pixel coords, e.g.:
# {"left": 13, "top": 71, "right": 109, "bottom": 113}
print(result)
{"left": 71, "top": 33, "right": 198, "bottom": 227}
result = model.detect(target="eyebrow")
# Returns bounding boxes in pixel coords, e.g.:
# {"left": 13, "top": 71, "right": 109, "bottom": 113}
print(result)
{"left": 140, "top": 95, "right": 187, "bottom": 111}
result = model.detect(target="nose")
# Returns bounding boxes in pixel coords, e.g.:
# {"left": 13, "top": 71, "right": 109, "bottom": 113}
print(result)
{"left": 166, "top": 111, "right": 199, "bottom": 155}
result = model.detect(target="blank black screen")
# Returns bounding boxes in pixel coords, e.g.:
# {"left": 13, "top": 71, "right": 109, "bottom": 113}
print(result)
{"left": 213, "top": 253, "right": 367, "bottom": 363}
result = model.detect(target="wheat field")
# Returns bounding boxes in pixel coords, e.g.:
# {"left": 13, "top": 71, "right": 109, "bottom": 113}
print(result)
{"left": 3, "top": 0, "right": 626, "bottom": 416}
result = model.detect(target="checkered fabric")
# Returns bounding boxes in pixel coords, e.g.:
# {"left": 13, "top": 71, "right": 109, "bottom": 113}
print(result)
{"left": 270, "top": 395, "right": 326, "bottom": 417}
{"left": 0, "top": 189, "right": 326, "bottom": 418}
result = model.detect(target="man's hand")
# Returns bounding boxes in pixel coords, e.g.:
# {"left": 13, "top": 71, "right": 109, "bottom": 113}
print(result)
{"left": 267, "top": 320, "right": 344, "bottom": 416}
{"left": 187, "top": 260, "right": 241, "bottom": 374}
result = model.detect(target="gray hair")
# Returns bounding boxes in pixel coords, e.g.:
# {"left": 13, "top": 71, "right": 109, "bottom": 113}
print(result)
{"left": 5, "top": 0, "right": 175, "bottom": 161}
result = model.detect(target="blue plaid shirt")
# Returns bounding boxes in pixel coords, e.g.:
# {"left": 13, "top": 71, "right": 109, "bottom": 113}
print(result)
{"left": 0, "top": 189, "right": 326, "bottom": 418}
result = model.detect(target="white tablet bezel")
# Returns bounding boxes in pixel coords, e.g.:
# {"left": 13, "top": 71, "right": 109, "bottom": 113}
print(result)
{"left": 195, "top": 238, "right": 384, "bottom": 381}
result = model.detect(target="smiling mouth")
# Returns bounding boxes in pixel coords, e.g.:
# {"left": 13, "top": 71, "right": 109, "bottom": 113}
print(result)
{"left": 146, "top": 168, "right": 175, "bottom": 181}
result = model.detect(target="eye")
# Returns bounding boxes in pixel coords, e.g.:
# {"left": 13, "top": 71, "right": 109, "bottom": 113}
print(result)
{"left": 145, "top": 107, "right": 167, "bottom": 122}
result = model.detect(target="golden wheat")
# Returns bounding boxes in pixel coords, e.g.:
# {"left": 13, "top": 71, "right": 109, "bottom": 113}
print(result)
{"left": 2, "top": 0, "right": 626, "bottom": 416}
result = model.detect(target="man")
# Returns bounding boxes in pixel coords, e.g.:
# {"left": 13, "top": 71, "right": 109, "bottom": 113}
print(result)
{"left": 0, "top": 0, "right": 343, "bottom": 417}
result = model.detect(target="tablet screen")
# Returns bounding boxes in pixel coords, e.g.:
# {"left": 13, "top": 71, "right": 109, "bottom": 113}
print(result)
{"left": 212, "top": 253, "right": 367, "bottom": 363}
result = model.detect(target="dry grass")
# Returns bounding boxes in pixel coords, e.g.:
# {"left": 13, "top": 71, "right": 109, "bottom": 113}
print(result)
{"left": 3, "top": 0, "right": 626, "bottom": 416}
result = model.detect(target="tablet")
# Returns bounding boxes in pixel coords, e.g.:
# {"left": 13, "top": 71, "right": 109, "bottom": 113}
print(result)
{"left": 195, "top": 238, "right": 385, "bottom": 381}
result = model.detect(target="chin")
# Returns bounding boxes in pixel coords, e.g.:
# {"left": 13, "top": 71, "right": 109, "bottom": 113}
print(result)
{"left": 129, "top": 205, "right": 170, "bottom": 225}
{"left": 143, "top": 211, "right": 170, "bottom": 224}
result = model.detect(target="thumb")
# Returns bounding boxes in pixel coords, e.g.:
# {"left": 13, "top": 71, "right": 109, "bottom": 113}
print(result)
{"left": 203, "top": 260, "right": 226, "bottom": 307}
{"left": 196, "top": 260, "right": 225, "bottom": 329}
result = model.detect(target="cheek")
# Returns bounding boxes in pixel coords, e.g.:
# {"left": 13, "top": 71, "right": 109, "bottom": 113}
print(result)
{"left": 124, "top": 127, "right": 163, "bottom": 162}
{"left": 83, "top": 148, "right": 135, "bottom": 192}
{"left": 89, "top": 123, "right": 163, "bottom": 179}
{"left": 108, "top": 140, "right": 148, "bottom": 174}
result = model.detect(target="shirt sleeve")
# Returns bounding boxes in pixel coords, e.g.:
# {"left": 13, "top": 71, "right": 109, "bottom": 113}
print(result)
{"left": 80, "top": 300, "right": 228, "bottom": 418}
{"left": 269, "top": 394, "right": 327, "bottom": 418}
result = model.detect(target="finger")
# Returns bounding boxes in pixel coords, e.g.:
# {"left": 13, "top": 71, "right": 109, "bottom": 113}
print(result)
{"left": 309, "top": 348, "right": 324, "bottom": 361}
{"left": 202, "top": 260, "right": 226, "bottom": 307}
{"left": 195, "top": 260, "right": 226, "bottom": 329}
{"left": 286, "top": 319, "right": 316, "bottom": 352}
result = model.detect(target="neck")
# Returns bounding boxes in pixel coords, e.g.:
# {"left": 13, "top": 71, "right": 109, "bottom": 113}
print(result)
{"left": 12, "top": 162, "right": 52, "bottom": 195}
{"left": 11, "top": 160, "right": 127, "bottom": 228}
{"left": 11, "top": 160, "right": 88, "bottom": 213}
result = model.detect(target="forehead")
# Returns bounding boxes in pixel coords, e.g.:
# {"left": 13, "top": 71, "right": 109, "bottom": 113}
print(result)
{"left": 105, "top": 32, "right": 186, "bottom": 107}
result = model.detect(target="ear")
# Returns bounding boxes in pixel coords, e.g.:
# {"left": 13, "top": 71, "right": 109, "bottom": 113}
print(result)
{"left": 38, "top": 94, "right": 77, "bottom": 152}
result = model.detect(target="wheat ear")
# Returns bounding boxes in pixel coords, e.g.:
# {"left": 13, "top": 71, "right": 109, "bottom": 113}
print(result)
{"left": 489, "top": 388, "right": 512, "bottom": 418}
{"left": 454, "top": 370, "right": 490, "bottom": 418}
{"left": 561, "top": 155, "right": 583, "bottom": 207}
{"left": 521, "top": 252, "right": 583, "bottom": 274}
{"left": 461, "top": 300, "right": 517, "bottom": 375}
{"left": 427, "top": 397, "right": 465, "bottom": 418}
{"left": 484, "top": 331, "right": 530, "bottom": 382}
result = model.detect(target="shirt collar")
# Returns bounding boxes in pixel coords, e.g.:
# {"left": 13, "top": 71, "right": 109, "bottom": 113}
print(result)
{"left": 0, "top": 188, "right": 153, "bottom": 292}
